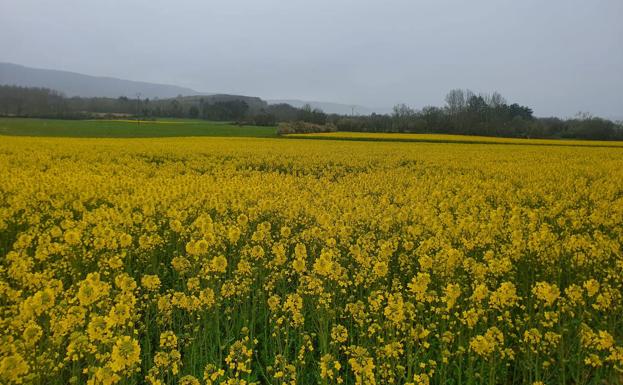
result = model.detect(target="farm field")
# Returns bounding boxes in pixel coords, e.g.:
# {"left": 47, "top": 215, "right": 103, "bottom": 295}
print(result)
{"left": 1, "top": 135, "right": 623, "bottom": 385}
{"left": 285, "top": 131, "right": 623, "bottom": 148}
{"left": 0, "top": 118, "right": 276, "bottom": 138}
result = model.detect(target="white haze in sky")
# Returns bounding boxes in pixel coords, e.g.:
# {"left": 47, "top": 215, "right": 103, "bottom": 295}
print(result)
{"left": 1, "top": 0, "right": 622, "bottom": 118}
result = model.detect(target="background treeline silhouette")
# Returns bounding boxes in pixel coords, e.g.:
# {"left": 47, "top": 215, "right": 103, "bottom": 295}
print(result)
{"left": 334, "top": 90, "right": 622, "bottom": 140}
{"left": 0, "top": 85, "right": 274, "bottom": 122}
{"left": 1, "top": 85, "right": 621, "bottom": 140}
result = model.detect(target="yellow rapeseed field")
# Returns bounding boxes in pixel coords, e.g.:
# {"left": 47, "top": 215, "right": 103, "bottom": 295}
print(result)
{"left": 0, "top": 136, "right": 622, "bottom": 385}
{"left": 285, "top": 132, "right": 623, "bottom": 147}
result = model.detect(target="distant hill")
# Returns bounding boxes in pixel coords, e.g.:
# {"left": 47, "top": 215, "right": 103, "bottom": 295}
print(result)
{"left": 0, "top": 62, "right": 201, "bottom": 99}
{"left": 0, "top": 62, "right": 390, "bottom": 116}
{"left": 268, "top": 99, "right": 391, "bottom": 116}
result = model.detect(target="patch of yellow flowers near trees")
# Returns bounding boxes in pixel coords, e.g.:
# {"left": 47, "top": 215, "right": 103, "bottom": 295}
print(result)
{"left": 0, "top": 136, "right": 622, "bottom": 385}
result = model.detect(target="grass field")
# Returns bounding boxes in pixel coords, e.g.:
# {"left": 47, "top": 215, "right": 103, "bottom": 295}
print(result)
{"left": 1, "top": 134, "right": 622, "bottom": 385}
{"left": 0, "top": 117, "right": 276, "bottom": 138}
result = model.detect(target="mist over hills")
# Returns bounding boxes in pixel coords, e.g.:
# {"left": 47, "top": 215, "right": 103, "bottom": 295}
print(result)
{"left": 0, "top": 62, "right": 202, "bottom": 99}
{"left": 1, "top": 63, "right": 620, "bottom": 121}
{"left": 0, "top": 63, "right": 389, "bottom": 114}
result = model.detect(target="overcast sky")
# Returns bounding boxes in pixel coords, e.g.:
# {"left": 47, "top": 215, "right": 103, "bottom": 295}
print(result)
{"left": 1, "top": 0, "right": 622, "bottom": 117}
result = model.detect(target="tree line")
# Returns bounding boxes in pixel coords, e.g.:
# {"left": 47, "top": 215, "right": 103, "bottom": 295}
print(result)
{"left": 0, "top": 85, "right": 330, "bottom": 127}
{"left": 333, "top": 90, "right": 622, "bottom": 141}
{"left": 0, "top": 86, "right": 280, "bottom": 124}
{"left": 1, "top": 85, "right": 621, "bottom": 140}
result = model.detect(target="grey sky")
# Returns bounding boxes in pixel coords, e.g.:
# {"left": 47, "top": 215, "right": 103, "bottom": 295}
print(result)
{"left": 1, "top": 0, "right": 622, "bottom": 117}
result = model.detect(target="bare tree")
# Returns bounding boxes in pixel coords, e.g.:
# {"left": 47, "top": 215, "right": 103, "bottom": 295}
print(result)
{"left": 392, "top": 103, "right": 415, "bottom": 118}
{"left": 445, "top": 89, "right": 465, "bottom": 115}
{"left": 486, "top": 91, "right": 506, "bottom": 108}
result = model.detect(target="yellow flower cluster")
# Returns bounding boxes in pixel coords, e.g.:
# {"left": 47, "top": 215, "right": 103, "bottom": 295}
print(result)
{"left": 0, "top": 136, "right": 622, "bottom": 385}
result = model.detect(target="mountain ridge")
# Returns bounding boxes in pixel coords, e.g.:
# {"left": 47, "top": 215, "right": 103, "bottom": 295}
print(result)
{"left": 0, "top": 62, "right": 203, "bottom": 99}
{"left": 1, "top": 62, "right": 390, "bottom": 115}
